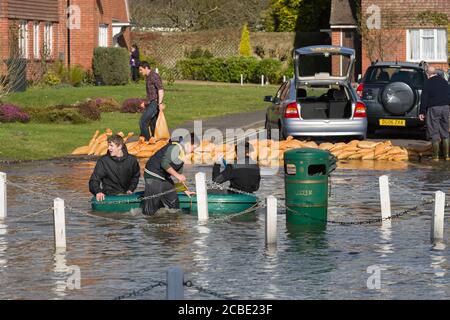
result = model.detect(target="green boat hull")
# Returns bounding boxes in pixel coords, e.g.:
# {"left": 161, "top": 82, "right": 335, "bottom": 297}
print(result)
{"left": 91, "top": 191, "right": 257, "bottom": 215}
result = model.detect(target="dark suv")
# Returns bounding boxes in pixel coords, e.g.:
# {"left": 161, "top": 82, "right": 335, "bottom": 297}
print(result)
{"left": 357, "top": 61, "right": 427, "bottom": 134}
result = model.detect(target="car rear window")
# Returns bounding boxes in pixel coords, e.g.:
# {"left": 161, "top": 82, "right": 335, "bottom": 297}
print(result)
{"left": 364, "top": 66, "right": 425, "bottom": 88}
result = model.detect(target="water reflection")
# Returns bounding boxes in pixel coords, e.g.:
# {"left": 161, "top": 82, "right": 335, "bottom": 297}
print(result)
{"left": 0, "top": 222, "right": 7, "bottom": 270}
{"left": 376, "top": 224, "right": 394, "bottom": 256}
{"left": 431, "top": 242, "right": 447, "bottom": 278}
{"left": 286, "top": 224, "right": 328, "bottom": 254}
{"left": 192, "top": 225, "right": 211, "bottom": 272}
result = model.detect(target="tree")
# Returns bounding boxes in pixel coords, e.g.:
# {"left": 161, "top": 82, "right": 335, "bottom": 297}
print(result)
{"left": 129, "top": 0, "right": 270, "bottom": 31}
{"left": 1, "top": 22, "right": 27, "bottom": 99}
{"left": 239, "top": 24, "right": 252, "bottom": 56}
{"left": 268, "top": 0, "right": 301, "bottom": 32}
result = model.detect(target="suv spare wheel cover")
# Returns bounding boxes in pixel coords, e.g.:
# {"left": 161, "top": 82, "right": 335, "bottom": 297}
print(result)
{"left": 381, "top": 82, "right": 415, "bottom": 115}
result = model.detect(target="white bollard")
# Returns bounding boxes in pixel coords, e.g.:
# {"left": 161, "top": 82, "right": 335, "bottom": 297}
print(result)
{"left": 379, "top": 175, "right": 391, "bottom": 222}
{"left": 53, "top": 198, "right": 66, "bottom": 249}
{"left": 261, "top": 75, "right": 265, "bottom": 86}
{"left": 431, "top": 191, "right": 445, "bottom": 242}
{"left": 0, "top": 172, "right": 6, "bottom": 219}
{"left": 240, "top": 74, "right": 243, "bottom": 86}
{"left": 166, "top": 266, "right": 184, "bottom": 300}
{"left": 195, "top": 173, "right": 209, "bottom": 222}
{"left": 265, "top": 196, "right": 277, "bottom": 246}
{"left": 283, "top": 75, "right": 286, "bottom": 83}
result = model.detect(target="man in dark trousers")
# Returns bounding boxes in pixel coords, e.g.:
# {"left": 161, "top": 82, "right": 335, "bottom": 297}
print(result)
{"left": 89, "top": 135, "right": 141, "bottom": 201}
{"left": 212, "top": 142, "right": 261, "bottom": 193}
{"left": 142, "top": 134, "right": 197, "bottom": 215}
{"left": 419, "top": 66, "right": 450, "bottom": 161}
{"left": 138, "top": 61, "right": 165, "bottom": 141}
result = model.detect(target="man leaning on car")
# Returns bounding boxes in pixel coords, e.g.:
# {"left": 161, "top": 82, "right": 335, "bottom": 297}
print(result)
{"left": 419, "top": 66, "right": 450, "bottom": 161}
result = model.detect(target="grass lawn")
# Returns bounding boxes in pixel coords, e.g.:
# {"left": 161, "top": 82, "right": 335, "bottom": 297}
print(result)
{"left": 1, "top": 82, "right": 277, "bottom": 161}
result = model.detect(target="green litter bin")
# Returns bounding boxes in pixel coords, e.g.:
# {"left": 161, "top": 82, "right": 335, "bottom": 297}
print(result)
{"left": 284, "top": 148, "right": 336, "bottom": 225}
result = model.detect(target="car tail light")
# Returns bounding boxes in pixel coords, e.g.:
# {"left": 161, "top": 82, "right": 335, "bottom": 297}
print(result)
{"left": 356, "top": 83, "right": 364, "bottom": 98}
{"left": 284, "top": 102, "right": 299, "bottom": 118}
{"left": 354, "top": 102, "right": 367, "bottom": 118}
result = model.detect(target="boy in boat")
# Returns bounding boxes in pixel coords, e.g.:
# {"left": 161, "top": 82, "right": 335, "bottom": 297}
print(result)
{"left": 212, "top": 141, "right": 261, "bottom": 194}
{"left": 89, "top": 135, "right": 140, "bottom": 202}
{"left": 142, "top": 133, "right": 197, "bottom": 215}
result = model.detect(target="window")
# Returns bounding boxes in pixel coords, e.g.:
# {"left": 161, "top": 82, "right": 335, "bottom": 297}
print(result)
{"left": 99, "top": 25, "right": 108, "bottom": 47}
{"left": 33, "top": 22, "right": 40, "bottom": 59}
{"left": 18, "top": 21, "right": 28, "bottom": 59}
{"left": 408, "top": 29, "right": 447, "bottom": 62}
{"left": 44, "top": 23, "right": 53, "bottom": 58}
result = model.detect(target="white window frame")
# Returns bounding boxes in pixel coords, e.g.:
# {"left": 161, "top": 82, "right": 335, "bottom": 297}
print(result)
{"left": 44, "top": 23, "right": 53, "bottom": 59}
{"left": 18, "top": 21, "right": 28, "bottom": 59}
{"left": 407, "top": 28, "right": 448, "bottom": 62}
{"left": 99, "top": 24, "right": 109, "bottom": 47}
{"left": 33, "top": 22, "right": 40, "bottom": 59}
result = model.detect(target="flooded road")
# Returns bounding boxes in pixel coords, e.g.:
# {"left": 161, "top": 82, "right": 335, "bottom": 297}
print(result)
{"left": 0, "top": 159, "right": 449, "bottom": 299}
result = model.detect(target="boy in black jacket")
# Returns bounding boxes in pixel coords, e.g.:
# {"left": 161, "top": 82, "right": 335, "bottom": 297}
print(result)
{"left": 212, "top": 142, "right": 261, "bottom": 193}
{"left": 89, "top": 135, "right": 140, "bottom": 201}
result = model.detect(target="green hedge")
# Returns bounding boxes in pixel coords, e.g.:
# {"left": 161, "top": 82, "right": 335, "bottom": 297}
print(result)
{"left": 176, "top": 57, "right": 287, "bottom": 84}
{"left": 93, "top": 47, "right": 130, "bottom": 86}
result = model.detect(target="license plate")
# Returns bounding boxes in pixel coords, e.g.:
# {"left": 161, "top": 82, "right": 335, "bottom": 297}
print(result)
{"left": 379, "top": 119, "right": 406, "bottom": 126}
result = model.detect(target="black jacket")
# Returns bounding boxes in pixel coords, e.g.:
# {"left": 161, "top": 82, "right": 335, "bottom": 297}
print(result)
{"left": 420, "top": 75, "right": 450, "bottom": 114}
{"left": 212, "top": 160, "right": 261, "bottom": 193}
{"left": 89, "top": 147, "right": 140, "bottom": 195}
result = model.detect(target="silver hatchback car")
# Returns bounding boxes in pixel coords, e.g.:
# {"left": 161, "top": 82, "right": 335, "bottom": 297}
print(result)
{"left": 265, "top": 45, "right": 367, "bottom": 140}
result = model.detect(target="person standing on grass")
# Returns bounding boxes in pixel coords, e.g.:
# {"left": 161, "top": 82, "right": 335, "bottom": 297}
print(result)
{"left": 138, "top": 61, "right": 165, "bottom": 141}
{"left": 130, "top": 44, "right": 140, "bottom": 83}
{"left": 89, "top": 135, "right": 140, "bottom": 201}
{"left": 419, "top": 66, "right": 450, "bottom": 161}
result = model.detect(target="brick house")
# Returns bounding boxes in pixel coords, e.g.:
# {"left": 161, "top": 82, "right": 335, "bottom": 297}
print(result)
{"left": 0, "top": 0, "right": 131, "bottom": 80}
{"left": 330, "top": 0, "right": 449, "bottom": 79}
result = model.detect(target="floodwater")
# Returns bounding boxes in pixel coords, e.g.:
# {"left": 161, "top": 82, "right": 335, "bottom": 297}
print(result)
{"left": 0, "top": 158, "right": 449, "bottom": 300}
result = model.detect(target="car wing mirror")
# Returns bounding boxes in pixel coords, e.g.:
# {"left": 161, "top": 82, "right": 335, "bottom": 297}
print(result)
{"left": 264, "top": 96, "right": 274, "bottom": 102}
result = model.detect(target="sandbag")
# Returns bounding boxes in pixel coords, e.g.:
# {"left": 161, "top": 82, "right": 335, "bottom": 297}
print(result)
{"left": 72, "top": 145, "right": 89, "bottom": 155}
{"left": 154, "top": 111, "right": 170, "bottom": 141}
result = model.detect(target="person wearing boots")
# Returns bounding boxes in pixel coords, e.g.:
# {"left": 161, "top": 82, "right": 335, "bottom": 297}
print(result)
{"left": 419, "top": 66, "right": 450, "bottom": 161}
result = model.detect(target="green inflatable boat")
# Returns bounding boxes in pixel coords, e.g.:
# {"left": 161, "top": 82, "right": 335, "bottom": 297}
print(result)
{"left": 91, "top": 191, "right": 258, "bottom": 215}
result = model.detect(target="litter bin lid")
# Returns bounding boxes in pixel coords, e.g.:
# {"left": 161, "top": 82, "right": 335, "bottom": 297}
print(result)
{"left": 284, "top": 148, "right": 331, "bottom": 161}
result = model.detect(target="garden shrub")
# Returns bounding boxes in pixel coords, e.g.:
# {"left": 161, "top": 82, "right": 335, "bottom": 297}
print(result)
{"left": 43, "top": 71, "right": 62, "bottom": 86}
{"left": 67, "top": 65, "right": 86, "bottom": 87}
{"left": 176, "top": 56, "right": 284, "bottom": 84}
{"left": 89, "top": 97, "right": 121, "bottom": 112}
{"left": 121, "top": 98, "right": 145, "bottom": 113}
{"left": 0, "top": 104, "right": 30, "bottom": 123}
{"left": 26, "top": 107, "right": 89, "bottom": 124}
{"left": 93, "top": 47, "right": 130, "bottom": 86}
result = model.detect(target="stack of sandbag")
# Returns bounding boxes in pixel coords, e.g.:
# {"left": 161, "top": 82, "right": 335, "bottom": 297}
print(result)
{"left": 71, "top": 129, "right": 168, "bottom": 158}
{"left": 126, "top": 136, "right": 169, "bottom": 158}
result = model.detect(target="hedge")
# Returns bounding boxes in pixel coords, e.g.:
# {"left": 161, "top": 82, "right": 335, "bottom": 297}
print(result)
{"left": 93, "top": 47, "right": 130, "bottom": 86}
{"left": 176, "top": 56, "right": 287, "bottom": 84}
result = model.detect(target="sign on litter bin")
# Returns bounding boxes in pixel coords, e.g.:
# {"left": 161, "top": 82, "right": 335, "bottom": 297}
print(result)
{"left": 284, "top": 148, "right": 336, "bottom": 225}
{"left": 3, "top": 58, "right": 27, "bottom": 92}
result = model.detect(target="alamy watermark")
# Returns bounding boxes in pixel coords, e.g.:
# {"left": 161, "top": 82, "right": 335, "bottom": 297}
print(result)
{"left": 66, "top": 265, "right": 81, "bottom": 290}
{"left": 366, "top": 265, "right": 381, "bottom": 290}
{"left": 66, "top": 5, "right": 81, "bottom": 30}
{"left": 366, "top": 4, "right": 381, "bottom": 30}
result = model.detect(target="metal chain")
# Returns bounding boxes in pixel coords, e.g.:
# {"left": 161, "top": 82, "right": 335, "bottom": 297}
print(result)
{"left": 184, "top": 280, "right": 234, "bottom": 300}
{"left": 9, "top": 207, "right": 54, "bottom": 223}
{"left": 285, "top": 198, "right": 434, "bottom": 226}
{"left": 113, "top": 280, "right": 167, "bottom": 300}
{"left": 67, "top": 205, "right": 182, "bottom": 229}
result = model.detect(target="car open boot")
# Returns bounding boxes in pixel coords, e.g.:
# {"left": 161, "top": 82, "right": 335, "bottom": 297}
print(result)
{"left": 432, "top": 140, "right": 441, "bottom": 161}
{"left": 442, "top": 138, "right": 450, "bottom": 161}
